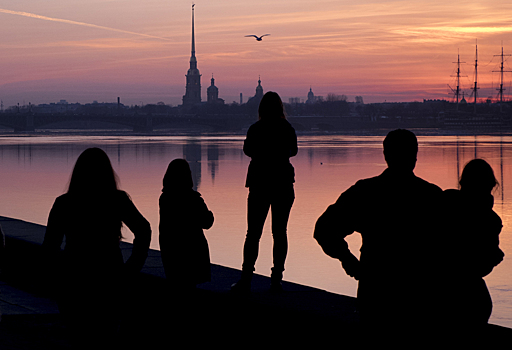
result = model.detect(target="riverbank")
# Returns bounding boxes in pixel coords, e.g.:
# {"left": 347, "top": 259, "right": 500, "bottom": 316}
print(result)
{"left": 4, "top": 127, "right": 512, "bottom": 138}
{"left": 1, "top": 215, "right": 511, "bottom": 348}
{"left": 0, "top": 216, "right": 361, "bottom": 348}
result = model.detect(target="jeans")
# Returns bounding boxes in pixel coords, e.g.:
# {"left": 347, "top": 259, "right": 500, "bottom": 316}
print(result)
{"left": 242, "top": 185, "right": 295, "bottom": 275}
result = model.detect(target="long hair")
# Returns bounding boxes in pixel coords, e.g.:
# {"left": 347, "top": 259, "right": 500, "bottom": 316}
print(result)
{"left": 258, "top": 91, "right": 285, "bottom": 120}
{"left": 162, "top": 158, "right": 193, "bottom": 191}
{"left": 459, "top": 159, "right": 499, "bottom": 193}
{"left": 67, "top": 148, "right": 119, "bottom": 195}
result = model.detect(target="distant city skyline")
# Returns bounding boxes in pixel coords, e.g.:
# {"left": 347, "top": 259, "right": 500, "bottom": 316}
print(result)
{"left": 0, "top": 1, "right": 511, "bottom": 107}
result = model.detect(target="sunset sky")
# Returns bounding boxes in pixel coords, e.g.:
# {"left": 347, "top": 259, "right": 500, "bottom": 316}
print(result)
{"left": 0, "top": 0, "right": 511, "bottom": 106}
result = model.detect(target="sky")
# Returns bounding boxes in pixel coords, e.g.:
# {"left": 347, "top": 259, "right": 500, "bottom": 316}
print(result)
{"left": 0, "top": 0, "right": 512, "bottom": 107}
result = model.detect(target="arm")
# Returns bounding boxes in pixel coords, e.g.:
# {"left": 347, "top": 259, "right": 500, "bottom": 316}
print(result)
{"left": 243, "top": 125, "right": 255, "bottom": 158}
{"left": 289, "top": 126, "right": 298, "bottom": 158}
{"left": 41, "top": 198, "right": 67, "bottom": 288}
{"left": 42, "top": 198, "right": 66, "bottom": 255}
{"left": 478, "top": 217, "right": 504, "bottom": 277}
{"left": 0, "top": 225, "right": 5, "bottom": 274}
{"left": 197, "top": 196, "right": 214, "bottom": 230}
{"left": 314, "top": 186, "right": 361, "bottom": 279}
{"left": 120, "top": 193, "right": 151, "bottom": 273}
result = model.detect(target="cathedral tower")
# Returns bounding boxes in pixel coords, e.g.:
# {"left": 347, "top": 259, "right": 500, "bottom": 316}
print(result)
{"left": 207, "top": 75, "right": 219, "bottom": 103}
{"left": 182, "top": 4, "right": 201, "bottom": 106}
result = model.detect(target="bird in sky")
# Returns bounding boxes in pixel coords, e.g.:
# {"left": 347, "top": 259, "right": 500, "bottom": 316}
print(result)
{"left": 245, "top": 34, "right": 270, "bottom": 41}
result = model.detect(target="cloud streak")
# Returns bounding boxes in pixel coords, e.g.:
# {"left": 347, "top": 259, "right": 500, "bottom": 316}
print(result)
{"left": 0, "top": 8, "right": 171, "bottom": 41}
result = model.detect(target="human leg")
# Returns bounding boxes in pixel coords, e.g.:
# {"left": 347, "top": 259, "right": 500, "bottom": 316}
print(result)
{"left": 269, "top": 185, "right": 294, "bottom": 288}
{"left": 232, "top": 189, "right": 270, "bottom": 292}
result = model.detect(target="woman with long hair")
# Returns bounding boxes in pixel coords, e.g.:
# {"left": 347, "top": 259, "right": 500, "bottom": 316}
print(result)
{"left": 232, "top": 91, "right": 298, "bottom": 293}
{"left": 442, "top": 159, "right": 504, "bottom": 338}
{"left": 43, "top": 147, "right": 151, "bottom": 338}
{"left": 159, "top": 158, "right": 214, "bottom": 291}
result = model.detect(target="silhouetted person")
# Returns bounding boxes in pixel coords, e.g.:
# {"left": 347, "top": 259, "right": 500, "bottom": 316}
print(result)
{"left": 442, "top": 159, "right": 504, "bottom": 339}
{"left": 0, "top": 224, "right": 4, "bottom": 322}
{"left": 314, "top": 129, "right": 442, "bottom": 342}
{"left": 0, "top": 224, "right": 4, "bottom": 274}
{"left": 232, "top": 91, "right": 297, "bottom": 293}
{"left": 42, "top": 147, "right": 151, "bottom": 344}
{"left": 159, "top": 158, "right": 214, "bottom": 291}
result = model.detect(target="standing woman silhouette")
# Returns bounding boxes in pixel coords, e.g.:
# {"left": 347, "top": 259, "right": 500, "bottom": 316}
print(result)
{"left": 442, "top": 159, "right": 504, "bottom": 339}
{"left": 232, "top": 91, "right": 298, "bottom": 293}
{"left": 43, "top": 148, "right": 151, "bottom": 341}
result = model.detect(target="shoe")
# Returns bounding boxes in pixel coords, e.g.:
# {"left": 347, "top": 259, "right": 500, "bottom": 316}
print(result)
{"left": 269, "top": 281, "right": 283, "bottom": 294}
{"left": 231, "top": 280, "right": 251, "bottom": 294}
{"left": 270, "top": 267, "right": 284, "bottom": 294}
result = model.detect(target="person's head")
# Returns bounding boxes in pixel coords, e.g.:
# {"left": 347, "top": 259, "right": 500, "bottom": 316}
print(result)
{"left": 460, "top": 159, "right": 498, "bottom": 194}
{"left": 67, "top": 147, "right": 119, "bottom": 195}
{"left": 383, "top": 129, "right": 418, "bottom": 171}
{"left": 258, "top": 91, "right": 285, "bottom": 120}
{"left": 163, "top": 158, "right": 193, "bottom": 191}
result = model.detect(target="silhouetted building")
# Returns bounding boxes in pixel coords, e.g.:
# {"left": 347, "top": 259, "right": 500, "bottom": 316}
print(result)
{"left": 182, "top": 5, "right": 201, "bottom": 106}
{"left": 307, "top": 87, "right": 315, "bottom": 104}
{"left": 207, "top": 75, "right": 224, "bottom": 104}
{"left": 247, "top": 77, "right": 264, "bottom": 106}
{"left": 460, "top": 92, "right": 467, "bottom": 106}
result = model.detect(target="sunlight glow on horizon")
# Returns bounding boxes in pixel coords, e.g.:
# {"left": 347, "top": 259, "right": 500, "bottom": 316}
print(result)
{"left": 0, "top": 1, "right": 512, "bottom": 106}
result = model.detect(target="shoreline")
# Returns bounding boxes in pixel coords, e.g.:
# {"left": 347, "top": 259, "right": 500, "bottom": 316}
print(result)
{"left": 1, "top": 215, "right": 512, "bottom": 347}
{"left": 2, "top": 127, "right": 512, "bottom": 138}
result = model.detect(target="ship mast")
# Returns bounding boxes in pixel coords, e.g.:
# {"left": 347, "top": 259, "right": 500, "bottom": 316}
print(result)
{"left": 451, "top": 51, "right": 466, "bottom": 112}
{"left": 473, "top": 42, "right": 479, "bottom": 114}
{"left": 493, "top": 45, "right": 511, "bottom": 113}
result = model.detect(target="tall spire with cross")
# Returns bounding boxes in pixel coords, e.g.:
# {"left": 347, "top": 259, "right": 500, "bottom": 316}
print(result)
{"left": 182, "top": 4, "right": 201, "bottom": 106}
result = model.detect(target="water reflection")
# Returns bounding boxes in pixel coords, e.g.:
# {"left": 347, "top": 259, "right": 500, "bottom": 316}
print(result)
{"left": 207, "top": 144, "right": 219, "bottom": 185}
{"left": 0, "top": 134, "right": 511, "bottom": 328}
{"left": 184, "top": 141, "right": 201, "bottom": 191}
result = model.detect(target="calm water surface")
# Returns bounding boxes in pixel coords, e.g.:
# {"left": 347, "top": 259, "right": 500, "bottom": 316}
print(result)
{"left": 0, "top": 133, "right": 511, "bottom": 328}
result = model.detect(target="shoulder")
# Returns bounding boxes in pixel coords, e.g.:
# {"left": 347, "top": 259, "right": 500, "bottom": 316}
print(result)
{"left": 247, "top": 120, "right": 261, "bottom": 132}
{"left": 353, "top": 173, "right": 385, "bottom": 189}
{"left": 191, "top": 190, "right": 203, "bottom": 199}
{"left": 443, "top": 188, "right": 460, "bottom": 198}
{"left": 54, "top": 193, "right": 69, "bottom": 203}
{"left": 115, "top": 190, "right": 131, "bottom": 201}
{"left": 416, "top": 176, "right": 442, "bottom": 192}
{"left": 50, "top": 193, "right": 70, "bottom": 212}
{"left": 278, "top": 118, "right": 295, "bottom": 131}
{"left": 335, "top": 177, "right": 378, "bottom": 200}
{"left": 114, "top": 190, "right": 135, "bottom": 207}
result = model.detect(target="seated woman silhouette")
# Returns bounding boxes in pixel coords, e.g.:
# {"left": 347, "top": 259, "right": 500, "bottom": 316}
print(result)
{"left": 159, "top": 158, "right": 214, "bottom": 292}
{"left": 442, "top": 159, "right": 504, "bottom": 332}
{"left": 232, "top": 91, "right": 298, "bottom": 293}
{"left": 42, "top": 147, "right": 151, "bottom": 338}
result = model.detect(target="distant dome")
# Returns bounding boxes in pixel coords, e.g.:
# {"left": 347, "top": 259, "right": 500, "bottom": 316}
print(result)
{"left": 255, "top": 77, "right": 263, "bottom": 95}
{"left": 247, "top": 77, "right": 264, "bottom": 105}
{"left": 307, "top": 87, "right": 315, "bottom": 104}
{"left": 460, "top": 93, "right": 467, "bottom": 105}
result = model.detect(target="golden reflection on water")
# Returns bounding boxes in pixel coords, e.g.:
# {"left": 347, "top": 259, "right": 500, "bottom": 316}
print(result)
{"left": 0, "top": 134, "right": 511, "bottom": 327}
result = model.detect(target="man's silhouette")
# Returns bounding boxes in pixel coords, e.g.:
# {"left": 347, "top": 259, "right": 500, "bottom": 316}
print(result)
{"left": 314, "top": 129, "right": 442, "bottom": 340}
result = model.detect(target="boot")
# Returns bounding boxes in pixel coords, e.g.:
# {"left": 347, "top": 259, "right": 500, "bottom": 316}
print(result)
{"left": 270, "top": 268, "right": 283, "bottom": 294}
{"left": 231, "top": 270, "right": 252, "bottom": 294}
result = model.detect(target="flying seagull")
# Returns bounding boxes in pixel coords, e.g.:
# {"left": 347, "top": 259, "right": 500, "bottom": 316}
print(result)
{"left": 245, "top": 34, "right": 270, "bottom": 41}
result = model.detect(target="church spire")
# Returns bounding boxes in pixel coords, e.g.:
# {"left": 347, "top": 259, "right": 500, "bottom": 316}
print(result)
{"left": 191, "top": 4, "right": 196, "bottom": 59}
{"left": 182, "top": 3, "right": 201, "bottom": 105}
{"left": 189, "top": 4, "right": 197, "bottom": 69}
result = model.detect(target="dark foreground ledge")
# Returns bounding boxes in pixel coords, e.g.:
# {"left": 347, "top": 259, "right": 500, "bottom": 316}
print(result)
{"left": 1, "top": 216, "right": 511, "bottom": 348}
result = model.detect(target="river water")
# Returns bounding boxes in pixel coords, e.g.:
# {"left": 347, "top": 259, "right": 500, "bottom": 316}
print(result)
{"left": 0, "top": 132, "right": 511, "bottom": 328}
